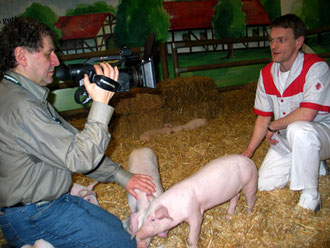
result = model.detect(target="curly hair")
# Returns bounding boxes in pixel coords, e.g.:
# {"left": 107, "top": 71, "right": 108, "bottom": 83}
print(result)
{"left": 270, "top": 14, "right": 307, "bottom": 39}
{"left": 0, "top": 16, "right": 55, "bottom": 73}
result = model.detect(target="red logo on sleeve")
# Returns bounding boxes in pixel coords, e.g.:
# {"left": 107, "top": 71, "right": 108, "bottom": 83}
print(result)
{"left": 315, "top": 82, "right": 323, "bottom": 91}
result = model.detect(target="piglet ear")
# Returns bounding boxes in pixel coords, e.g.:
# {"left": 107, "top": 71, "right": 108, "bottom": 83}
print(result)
{"left": 70, "top": 183, "right": 82, "bottom": 195}
{"left": 146, "top": 193, "right": 155, "bottom": 203}
{"left": 164, "top": 123, "right": 173, "bottom": 128}
{"left": 157, "top": 230, "right": 168, "bottom": 238}
{"left": 155, "top": 205, "right": 172, "bottom": 220}
{"left": 129, "top": 212, "right": 139, "bottom": 235}
{"left": 87, "top": 180, "right": 98, "bottom": 190}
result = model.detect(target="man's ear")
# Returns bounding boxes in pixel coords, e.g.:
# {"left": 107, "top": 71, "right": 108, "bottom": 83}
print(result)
{"left": 14, "top": 47, "right": 28, "bottom": 67}
{"left": 296, "top": 36, "right": 305, "bottom": 50}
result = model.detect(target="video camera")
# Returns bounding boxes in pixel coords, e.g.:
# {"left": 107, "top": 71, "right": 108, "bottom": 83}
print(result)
{"left": 55, "top": 33, "right": 157, "bottom": 104}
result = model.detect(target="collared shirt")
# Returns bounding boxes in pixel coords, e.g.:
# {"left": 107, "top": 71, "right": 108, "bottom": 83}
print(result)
{"left": 254, "top": 52, "right": 330, "bottom": 127}
{"left": 0, "top": 71, "right": 132, "bottom": 208}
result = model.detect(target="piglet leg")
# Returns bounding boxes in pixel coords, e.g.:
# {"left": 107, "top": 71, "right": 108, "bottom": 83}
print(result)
{"left": 187, "top": 211, "right": 203, "bottom": 248}
{"left": 226, "top": 193, "right": 240, "bottom": 219}
{"left": 244, "top": 189, "right": 256, "bottom": 214}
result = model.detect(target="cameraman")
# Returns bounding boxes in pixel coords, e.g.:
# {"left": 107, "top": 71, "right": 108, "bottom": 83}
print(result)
{"left": 0, "top": 17, "right": 155, "bottom": 247}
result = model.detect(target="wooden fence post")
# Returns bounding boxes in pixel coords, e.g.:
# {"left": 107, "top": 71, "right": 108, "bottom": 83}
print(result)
{"left": 172, "top": 46, "right": 180, "bottom": 78}
{"left": 159, "top": 43, "right": 169, "bottom": 81}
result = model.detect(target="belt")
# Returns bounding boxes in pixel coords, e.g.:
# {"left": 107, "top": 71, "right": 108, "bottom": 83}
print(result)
{"left": 11, "top": 202, "right": 30, "bottom": 207}
{"left": 4, "top": 200, "right": 49, "bottom": 209}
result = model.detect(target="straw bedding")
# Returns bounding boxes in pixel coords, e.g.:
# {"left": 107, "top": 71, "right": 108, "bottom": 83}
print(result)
{"left": 0, "top": 76, "right": 329, "bottom": 247}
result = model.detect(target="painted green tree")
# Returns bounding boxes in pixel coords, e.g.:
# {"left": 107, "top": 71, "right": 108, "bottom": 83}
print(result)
{"left": 22, "top": 3, "right": 62, "bottom": 40}
{"left": 114, "top": 0, "right": 170, "bottom": 48}
{"left": 300, "top": 0, "right": 330, "bottom": 30}
{"left": 212, "top": 0, "right": 246, "bottom": 39}
{"left": 66, "top": 1, "right": 116, "bottom": 16}
{"left": 260, "top": 0, "right": 281, "bottom": 21}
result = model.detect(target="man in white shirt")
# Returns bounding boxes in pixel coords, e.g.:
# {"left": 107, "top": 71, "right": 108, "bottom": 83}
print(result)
{"left": 242, "top": 14, "right": 330, "bottom": 212}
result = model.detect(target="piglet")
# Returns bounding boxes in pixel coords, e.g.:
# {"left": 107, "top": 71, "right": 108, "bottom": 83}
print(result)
{"left": 21, "top": 239, "right": 54, "bottom": 248}
{"left": 70, "top": 181, "right": 99, "bottom": 206}
{"left": 139, "top": 119, "right": 208, "bottom": 142}
{"left": 171, "top": 118, "right": 208, "bottom": 133}
{"left": 124, "top": 147, "right": 167, "bottom": 247}
{"left": 136, "top": 154, "right": 257, "bottom": 248}
{"left": 139, "top": 125, "right": 173, "bottom": 142}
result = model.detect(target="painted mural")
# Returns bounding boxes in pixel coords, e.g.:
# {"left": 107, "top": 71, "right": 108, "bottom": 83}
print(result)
{"left": 1, "top": 0, "right": 329, "bottom": 47}
{"left": 0, "top": 0, "right": 329, "bottom": 111}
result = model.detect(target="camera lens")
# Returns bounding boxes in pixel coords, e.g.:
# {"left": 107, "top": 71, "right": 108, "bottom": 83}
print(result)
{"left": 55, "top": 64, "right": 70, "bottom": 81}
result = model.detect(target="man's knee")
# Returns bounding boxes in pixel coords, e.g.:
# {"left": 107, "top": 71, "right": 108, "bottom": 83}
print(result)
{"left": 258, "top": 178, "right": 276, "bottom": 191}
{"left": 258, "top": 166, "right": 289, "bottom": 191}
{"left": 287, "top": 121, "right": 320, "bottom": 148}
{"left": 258, "top": 176, "right": 286, "bottom": 191}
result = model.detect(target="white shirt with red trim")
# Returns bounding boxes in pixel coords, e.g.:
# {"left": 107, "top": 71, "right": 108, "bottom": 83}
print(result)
{"left": 254, "top": 52, "right": 330, "bottom": 126}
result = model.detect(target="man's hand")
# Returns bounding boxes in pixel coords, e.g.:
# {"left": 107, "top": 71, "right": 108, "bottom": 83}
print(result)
{"left": 266, "top": 130, "right": 279, "bottom": 145}
{"left": 241, "top": 115, "right": 272, "bottom": 158}
{"left": 241, "top": 150, "right": 253, "bottom": 158}
{"left": 125, "top": 174, "right": 156, "bottom": 199}
{"left": 83, "top": 62, "right": 119, "bottom": 105}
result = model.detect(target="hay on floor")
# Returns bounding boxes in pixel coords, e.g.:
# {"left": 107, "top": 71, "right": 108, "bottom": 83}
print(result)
{"left": 71, "top": 78, "right": 329, "bottom": 248}
{"left": 107, "top": 76, "right": 221, "bottom": 138}
{"left": 1, "top": 77, "right": 329, "bottom": 248}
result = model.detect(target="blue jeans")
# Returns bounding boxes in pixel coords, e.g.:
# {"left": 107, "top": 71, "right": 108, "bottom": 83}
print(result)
{"left": 0, "top": 194, "right": 136, "bottom": 247}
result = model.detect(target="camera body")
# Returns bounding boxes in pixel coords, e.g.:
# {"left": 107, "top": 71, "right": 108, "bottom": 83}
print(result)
{"left": 55, "top": 46, "right": 157, "bottom": 104}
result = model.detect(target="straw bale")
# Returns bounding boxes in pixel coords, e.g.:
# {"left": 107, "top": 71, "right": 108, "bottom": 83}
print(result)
{"left": 110, "top": 110, "right": 165, "bottom": 139}
{"left": 114, "top": 92, "right": 164, "bottom": 114}
{"left": 164, "top": 100, "right": 219, "bottom": 125}
{"left": 1, "top": 80, "right": 329, "bottom": 248}
{"left": 108, "top": 76, "right": 221, "bottom": 138}
{"left": 159, "top": 76, "right": 220, "bottom": 109}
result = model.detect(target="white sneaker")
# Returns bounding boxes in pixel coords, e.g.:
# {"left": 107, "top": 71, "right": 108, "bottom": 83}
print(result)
{"left": 298, "top": 193, "right": 321, "bottom": 212}
{"left": 319, "top": 160, "right": 328, "bottom": 176}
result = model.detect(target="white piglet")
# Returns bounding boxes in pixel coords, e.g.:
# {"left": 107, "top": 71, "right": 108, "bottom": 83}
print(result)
{"left": 136, "top": 154, "right": 258, "bottom": 248}
{"left": 124, "top": 147, "right": 167, "bottom": 247}
{"left": 21, "top": 239, "right": 54, "bottom": 248}
{"left": 70, "top": 181, "right": 99, "bottom": 206}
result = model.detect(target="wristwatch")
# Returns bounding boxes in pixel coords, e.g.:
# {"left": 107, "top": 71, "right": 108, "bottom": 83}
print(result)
{"left": 267, "top": 123, "right": 277, "bottom": 132}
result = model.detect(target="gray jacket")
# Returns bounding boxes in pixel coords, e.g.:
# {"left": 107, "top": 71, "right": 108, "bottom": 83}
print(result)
{"left": 0, "top": 71, "right": 132, "bottom": 208}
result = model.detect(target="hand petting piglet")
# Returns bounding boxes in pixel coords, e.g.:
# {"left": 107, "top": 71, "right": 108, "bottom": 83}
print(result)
{"left": 123, "top": 148, "right": 168, "bottom": 248}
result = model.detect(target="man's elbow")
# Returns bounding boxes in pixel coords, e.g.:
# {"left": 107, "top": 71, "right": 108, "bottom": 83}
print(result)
{"left": 301, "top": 108, "right": 318, "bottom": 122}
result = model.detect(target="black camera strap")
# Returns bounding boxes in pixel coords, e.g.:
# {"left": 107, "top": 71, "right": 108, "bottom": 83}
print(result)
{"left": 4, "top": 74, "right": 62, "bottom": 124}
{"left": 74, "top": 75, "right": 121, "bottom": 105}
{"left": 3, "top": 74, "right": 22, "bottom": 86}
{"left": 75, "top": 85, "right": 91, "bottom": 105}
{"left": 93, "top": 75, "right": 121, "bottom": 92}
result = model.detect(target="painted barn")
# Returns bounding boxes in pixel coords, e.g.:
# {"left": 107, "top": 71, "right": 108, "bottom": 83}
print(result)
{"left": 242, "top": 0, "right": 271, "bottom": 47}
{"left": 163, "top": 0, "right": 270, "bottom": 53}
{"left": 54, "top": 0, "right": 270, "bottom": 55}
{"left": 55, "top": 12, "right": 116, "bottom": 55}
{"left": 163, "top": 0, "right": 218, "bottom": 44}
